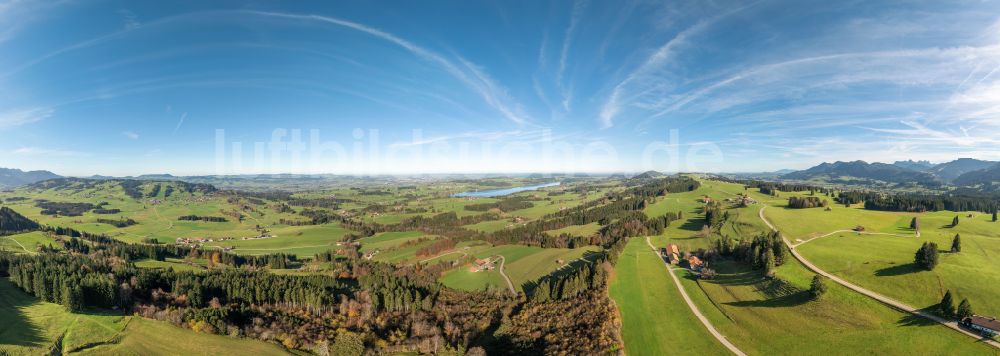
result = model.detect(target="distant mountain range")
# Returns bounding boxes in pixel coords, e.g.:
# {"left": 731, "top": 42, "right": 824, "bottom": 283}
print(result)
{"left": 0, "top": 168, "right": 61, "bottom": 188}
{"left": 782, "top": 160, "right": 941, "bottom": 186}
{"left": 892, "top": 160, "right": 934, "bottom": 171}
{"left": 783, "top": 158, "right": 1000, "bottom": 188}
{"left": 924, "top": 158, "right": 996, "bottom": 183}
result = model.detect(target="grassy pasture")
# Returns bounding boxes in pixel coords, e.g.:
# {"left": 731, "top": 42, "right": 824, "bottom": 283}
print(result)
{"left": 203, "top": 223, "right": 350, "bottom": 257}
{"left": 676, "top": 255, "right": 995, "bottom": 355}
{"left": 633, "top": 178, "right": 996, "bottom": 354}
{"left": 75, "top": 318, "right": 290, "bottom": 355}
{"left": 438, "top": 244, "right": 600, "bottom": 293}
{"left": 134, "top": 258, "right": 206, "bottom": 272}
{"left": 758, "top": 186, "right": 1000, "bottom": 318}
{"left": 0, "top": 231, "right": 62, "bottom": 253}
{"left": 545, "top": 222, "right": 601, "bottom": 237}
{"left": 608, "top": 238, "right": 728, "bottom": 356}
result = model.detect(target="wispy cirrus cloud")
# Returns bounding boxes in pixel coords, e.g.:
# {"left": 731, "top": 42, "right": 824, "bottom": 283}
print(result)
{"left": 244, "top": 10, "right": 531, "bottom": 125}
{"left": 12, "top": 146, "right": 89, "bottom": 157}
{"left": 598, "top": 2, "right": 760, "bottom": 128}
{"left": 122, "top": 131, "right": 139, "bottom": 140}
{"left": 0, "top": 107, "right": 53, "bottom": 129}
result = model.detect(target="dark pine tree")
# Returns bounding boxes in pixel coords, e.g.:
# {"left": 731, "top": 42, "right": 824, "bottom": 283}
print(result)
{"left": 914, "top": 242, "right": 939, "bottom": 270}
{"left": 809, "top": 275, "right": 828, "bottom": 299}
{"left": 952, "top": 215, "right": 959, "bottom": 227}
{"left": 910, "top": 217, "right": 919, "bottom": 231}
{"left": 939, "top": 290, "right": 955, "bottom": 317}
{"left": 957, "top": 298, "right": 973, "bottom": 319}
{"left": 951, "top": 234, "right": 961, "bottom": 253}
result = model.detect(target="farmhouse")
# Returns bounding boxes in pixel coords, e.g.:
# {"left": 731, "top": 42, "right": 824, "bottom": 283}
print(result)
{"left": 962, "top": 315, "right": 1000, "bottom": 337}
{"left": 687, "top": 256, "right": 704, "bottom": 270}
{"left": 472, "top": 258, "right": 495, "bottom": 272}
{"left": 664, "top": 244, "right": 680, "bottom": 264}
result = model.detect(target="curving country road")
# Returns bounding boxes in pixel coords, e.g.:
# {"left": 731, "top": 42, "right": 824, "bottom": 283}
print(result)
{"left": 494, "top": 255, "right": 516, "bottom": 295}
{"left": 758, "top": 206, "right": 1000, "bottom": 349}
{"left": 643, "top": 236, "right": 747, "bottom": 356}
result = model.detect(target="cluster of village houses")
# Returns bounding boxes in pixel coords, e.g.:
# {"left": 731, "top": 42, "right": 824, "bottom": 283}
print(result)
{"left": 175, "top": 233, "right": 274, "bottom": 251}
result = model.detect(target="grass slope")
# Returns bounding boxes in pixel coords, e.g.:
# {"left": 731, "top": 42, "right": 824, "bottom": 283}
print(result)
{"left": 608, "top": 238, "right": 728, "bottom": 356}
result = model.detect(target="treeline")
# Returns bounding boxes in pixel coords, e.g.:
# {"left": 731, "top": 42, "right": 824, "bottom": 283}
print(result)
{"left": 837, "top": 191, "right": 1000, "bottom": 213}
{"left": 43, "top": 225, "right": 192, "bottom": 262}
{"left": 36, "top": 200, "right": 96, "bottom": 216}
{"left": 621, "top": 176, "right": 700, "bottom": 199}
{"left": 528, "top": 253, "right": 610, "bottom": 302}
{"left": 178, "top": 215, "right": 228, "bottom": 222}
{"left": 714, "top": 231, "right": 787, "bottom": 273}
{"left": 92, "top": 208, "right": 122, "bottom": 214}
{"left": 415, "top": 239, "right": 457, "bottom": 258}
{"left": 96, "top": 217, "right": 138, "bottom": 228}
{"left": 464, "top": 197, "right": 534, "bottom": 212}
{"left": 148, "top": 183, "right": 161, "bottom": 198}
{"left": 0, "top": 207, "right": 40, "bottom": 235}
{"left": 705, "top": 202, "right": 726, "bottom": 227}
{"left": 213, "top": 251, "right": 296, "bottom": 269}
{"left": 788, "top": 196, "right": 828, "bottom": 209}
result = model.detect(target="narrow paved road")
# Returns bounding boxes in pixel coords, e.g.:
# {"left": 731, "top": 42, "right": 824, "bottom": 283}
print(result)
{"left": 495, "top": 255, "right": 516, "bottom": 295}
{"left": 643, "top": 236, "right": 747, "bottom": 356}
{"left": 758, "top": 206, "right": 1000, "bottom": 349}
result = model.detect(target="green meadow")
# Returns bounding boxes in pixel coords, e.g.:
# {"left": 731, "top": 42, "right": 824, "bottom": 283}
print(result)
{"left": 633, "top": 178, "right": 996, "bottom": 355}
{"left": 757, "top": 186, "right": 1000, "bottom": 318}
{"left": 608, "top": 238, "right": 728, "bottom": 356}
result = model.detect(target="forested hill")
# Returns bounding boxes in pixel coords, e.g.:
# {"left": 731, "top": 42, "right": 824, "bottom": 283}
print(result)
{"left": 926, "top": 158, "right": 997, "bottom": 183}
{"left": 25, "top": 178, "right": 217, "bottom": 200}
{"left": 0, "top": 206, "right": 39, "bottom": 235}
{"left": 781, "top": 160, "right": 940, "bottom": 186}
{"left": 0, "top": 167, "right": 61, "bottom": 188}
{"left": 953, "top": 162, "right": 1000, "bottom": 192}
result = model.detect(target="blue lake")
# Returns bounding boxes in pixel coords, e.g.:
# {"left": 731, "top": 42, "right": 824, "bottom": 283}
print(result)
{"left": 453, "top": 182, "right": 561, "bottom": 198}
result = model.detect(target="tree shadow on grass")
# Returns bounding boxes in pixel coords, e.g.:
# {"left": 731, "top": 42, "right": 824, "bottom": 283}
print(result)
{"left": 678, "top": 219, "right": 706, "bottom": 232}
{"left": 681, "top": 267, "right": 758, "bottom": 287}
{"left": 897, "top": 311, "right": 938, "bottom": 327}
{"left": 875, "top": 263, "right": 921, "bottom": 276}
{"left": 0, "top": 279, "right": 48, "bottom": 348}
{"left": 723, "top": 290, "right": 812, "bottom": 308}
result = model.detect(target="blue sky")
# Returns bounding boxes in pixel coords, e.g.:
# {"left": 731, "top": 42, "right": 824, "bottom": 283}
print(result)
{"left": 2, "top": 0, "right": 1000, "bottom": 176}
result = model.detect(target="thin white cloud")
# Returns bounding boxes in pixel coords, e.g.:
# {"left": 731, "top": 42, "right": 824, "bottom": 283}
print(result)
{"left": 598, "top": 2, "right": 760, "bottom": 128}
{"left": 122, "top": 131, "right": 139, "bottom": 140}
{"left": 0, "top": 107, "right": 53, "bottom": 129}
{"left": 12, "top": 147, "right": 89, "bottom": 157}
{"left": 245, "top": 10, "right": 530, "bottom": 125}
{"left": 556, "top": 0, "right": 587, "bottom": 87}
{"left": 173, "top": 112, "right": 187, "bottom": 133}
{"left": 118, "top": 9, "right": 141, "bottom": 30}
